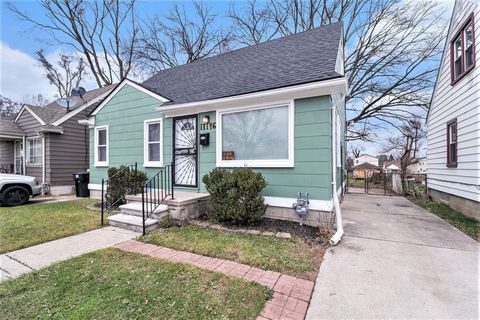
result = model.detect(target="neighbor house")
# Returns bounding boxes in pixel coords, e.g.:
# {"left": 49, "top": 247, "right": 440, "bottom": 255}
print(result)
{"left": 427, "top": 0, "right": 479, "bottom": 219}
{"left": 383, "top": 160, "right": 401, "bottom": 173}
{"left": 85, "top": 22, "right": 347, "bottom": 228}
{"left": 353, "top": 154, "right": 379, "bottom": 167}
{"left": 0, "top": 86, "right": 113, "bottom": 195}
{"left": 407, "top": 157, "right": 427, "bottom": 174}
{"left": 351, "top": 154, "right": 380, "bottom": 178}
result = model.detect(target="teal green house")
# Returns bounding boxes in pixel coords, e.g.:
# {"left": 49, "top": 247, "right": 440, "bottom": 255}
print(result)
{"left": 86, "top": 22, "right": 347, "bottom": 227}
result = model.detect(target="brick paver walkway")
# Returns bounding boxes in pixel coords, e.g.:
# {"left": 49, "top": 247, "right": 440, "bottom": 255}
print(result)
{"left": 115, "top": 240, "right": 314, "bottom": 320}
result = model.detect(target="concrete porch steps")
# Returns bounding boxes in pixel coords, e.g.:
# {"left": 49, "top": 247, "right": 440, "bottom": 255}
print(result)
{"left": 107, "top": 214, "right": 159, "bottom": 233}
{"left": 118, "top": 202, "right": 169, "bottom": 217}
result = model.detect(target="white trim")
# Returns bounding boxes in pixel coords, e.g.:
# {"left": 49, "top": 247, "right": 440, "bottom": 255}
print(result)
{"left": 94, "top": 125, "right": 109, "bottom": 167}
{"left": 52, "top": 90, "right": 112, "bottom": 126}
{"left": 42, "top": 136, "right": 46, "bottom": 184}
{"left": 78, "top": 117, "right": 95, "bottom": 128}
{"left": 13, "top": 140, "right": 23, "bottom": 174}
{"left": 216, "top": 101, "right": 294, "bottom": 168}
{"left": 143, "top": 118, "right": 164, "bottom": 167}
{"left": 88, "top": 183, "right": 103, "bottom": 190}
{"left": 14, "top": 105, "right": 46, "bottom": 125}
{"left": 25, "top": 136, "right": 43, "bottom": 167}
{"left": 157, "top": 77, "right": 348, "bottom": 117}
{"left": 91, "top": 79, "right": 169, "bottom": 116}
{"left": 22, "top": 136, "right": 26, "bottom": 174}
{"left": 0, "top": 134, "right": 24, "bottom": 139}
{"left": 264, "top": 196, "right": 333, "bottom": 212}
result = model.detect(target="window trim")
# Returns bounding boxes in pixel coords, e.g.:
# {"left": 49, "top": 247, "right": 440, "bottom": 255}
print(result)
{"left": 450, "top": 13, "right": 475, "bottom": 85}
{"left": 25, "top": 136, "right": 42, "bottom": 167}
{"left": 216, "top": 101, "right": 295, "bottom": 168}
{"left": 144, "top": 118, "right": 164, "bottom": 167}
{"left": 94, "top": 125, "right": 109, "bottom": 167}
{"left": 446, "top": 118, "right": 457, "bottom": 168}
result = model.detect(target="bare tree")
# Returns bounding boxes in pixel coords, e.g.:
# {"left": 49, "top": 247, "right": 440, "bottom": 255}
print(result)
{"left": 8, "top": 0, "right": 139, "bottom": 87}
{"left": 229, "top": 0, "right": 279, "bottom": 45}
{"left": 21, "top": 93, "right": 49, "bottom": 107}
{"left": 137, "top": 2, "right": 232, "bottom": 74}
{"left": 36, "top": 50, "right": 87, "bottom": 98}
{"left": 349, "top": 145, "right": 363, "bottom": 158}
{"left": 383, "top": 118, "right": 424, "bottom": 190}
{"left": 229, "top": 0, "right": 447, "bottom": 140}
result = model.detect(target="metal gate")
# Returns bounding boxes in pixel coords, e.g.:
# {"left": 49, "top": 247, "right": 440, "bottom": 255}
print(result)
{"left": 347, "top": 170, "right": 427, "bottom": 196}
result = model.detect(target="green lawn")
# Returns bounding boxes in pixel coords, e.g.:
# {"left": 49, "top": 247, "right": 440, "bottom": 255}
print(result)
{"left": 141, "top": 225, "right": 323, "bottom": 280}
{"left": 410, "top": 198, "right": 479, "bottom": 240}
{"left": 0, "top": 199, "right": 100, "bottom": 253}
{"left": 0, "top": 248, "right": 270, "bottom": 320}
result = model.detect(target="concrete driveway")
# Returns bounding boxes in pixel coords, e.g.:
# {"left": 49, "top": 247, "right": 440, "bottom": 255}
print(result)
{"left": 307, "top": 194, "right": 479, "bottom": 319}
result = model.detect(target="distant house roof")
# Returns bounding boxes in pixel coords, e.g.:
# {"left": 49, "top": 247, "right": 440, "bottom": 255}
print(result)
{"left": 25, "top": 85, "right": 115, "bottom": 125}
{"left": 0, "top": 119, "right": 24, "bottom": 136}
{"left": 141, "top": 22, "right": 343, "bottom": 105}
{"left": 383, "top": 160, "right": 401, "bottom": 169}
{"left": 353, "top": 162, "right": 381, "bottom": 170}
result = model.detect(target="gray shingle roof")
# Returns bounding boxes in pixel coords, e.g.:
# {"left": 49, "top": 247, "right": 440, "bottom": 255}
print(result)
{"left": 142, "top": 22, "right": 343, "bottom": 105}
{"left": 0, "top": 119, "right": 24, "bottom": 136}
{"left": 28, "top": 85, "right": 115, "bottom": 125}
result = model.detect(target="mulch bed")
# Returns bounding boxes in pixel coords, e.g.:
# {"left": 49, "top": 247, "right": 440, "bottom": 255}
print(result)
{"left": 199, "top": 215, "right": 327, "bottom": 245}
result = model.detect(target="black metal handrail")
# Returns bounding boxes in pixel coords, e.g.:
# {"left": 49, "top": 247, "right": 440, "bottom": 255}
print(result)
{"left": 101, "top": 163, "right": 138, "bottom": 225}
{"left": 142, "top": 162, "right": 174, "bottom": 235}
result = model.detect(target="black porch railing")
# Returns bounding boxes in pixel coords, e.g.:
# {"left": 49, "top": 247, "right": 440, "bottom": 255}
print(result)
{"left": 101, "top": 163, "right": 138, "bottom": 225}
{"left": 142, "top": 162, "right": 174, "bottom": 235}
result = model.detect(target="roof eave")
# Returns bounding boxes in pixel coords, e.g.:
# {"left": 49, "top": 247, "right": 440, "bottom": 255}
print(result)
{"left": 156, "top": 77, "right": 348, "bottom": 117}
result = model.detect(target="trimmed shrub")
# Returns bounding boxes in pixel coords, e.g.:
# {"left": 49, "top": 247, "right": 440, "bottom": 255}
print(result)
{"left": 202, "top": 167, "right": 267, "bottom": 224}
{"left": 106, "top": 165, "right": 147, "bottom": 207}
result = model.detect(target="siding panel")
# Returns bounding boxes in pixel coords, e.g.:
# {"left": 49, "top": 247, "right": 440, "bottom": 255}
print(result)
{"left": 427, "top": 0, "right": 480, "bottom": 202}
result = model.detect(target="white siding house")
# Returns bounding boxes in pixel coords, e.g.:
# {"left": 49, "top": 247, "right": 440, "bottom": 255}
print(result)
{"left": 427, "top": 0, "right": 480, "bottom": 219}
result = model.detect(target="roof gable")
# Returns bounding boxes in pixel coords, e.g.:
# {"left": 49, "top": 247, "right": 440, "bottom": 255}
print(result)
{"left": 14, "top": 105, "right": 46, "bottom": 125}
{"left": 90, "top": 79, "right": 169, "bottom": 116}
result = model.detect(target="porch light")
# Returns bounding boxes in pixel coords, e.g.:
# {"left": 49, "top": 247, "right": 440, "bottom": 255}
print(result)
{"left": 202, "top": 115, "right": 210, "bottom": 124}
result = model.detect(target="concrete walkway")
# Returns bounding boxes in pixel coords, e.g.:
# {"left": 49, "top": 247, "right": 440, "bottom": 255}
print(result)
{"left": 306, "top": 194, "right": 479, "bottom": 319}
{"left": 0, "top": 227, "right": 139, "bottom": 282}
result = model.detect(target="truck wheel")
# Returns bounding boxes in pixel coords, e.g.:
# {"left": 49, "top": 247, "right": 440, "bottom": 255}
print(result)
{"left": 2, "top": 186, "right": 30, "bottom": 206}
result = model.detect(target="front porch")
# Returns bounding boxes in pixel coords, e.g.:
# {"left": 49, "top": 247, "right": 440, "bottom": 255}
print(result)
{"left": 0, "top": 136, "right": 24, "bottom": 174}
{"left": 106, "top": 191, "right": 210, "bottom": 233}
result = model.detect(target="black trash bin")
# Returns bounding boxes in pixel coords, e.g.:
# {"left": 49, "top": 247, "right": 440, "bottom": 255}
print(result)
{"left": 73, "top": 172, "right": 90, "bottom": 197}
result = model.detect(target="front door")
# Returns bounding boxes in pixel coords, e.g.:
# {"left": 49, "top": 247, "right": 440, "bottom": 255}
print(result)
{"left": 14, "top": 140, "right": 23, "bottom": 174}
{"left": 173, "top": 115, "right": 198, "bottom": 187}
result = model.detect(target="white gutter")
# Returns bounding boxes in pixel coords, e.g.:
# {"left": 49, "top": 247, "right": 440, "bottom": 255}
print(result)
{"left": 157, "top": 77, "right": 349, "bottom": 117}
{"left": 330, "top": 98, "right": 344, "bottom": 246}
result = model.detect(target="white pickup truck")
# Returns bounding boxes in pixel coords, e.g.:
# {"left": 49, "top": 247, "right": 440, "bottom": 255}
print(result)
{"left": 0, "top": 174, "right": 42, "bottom": 206}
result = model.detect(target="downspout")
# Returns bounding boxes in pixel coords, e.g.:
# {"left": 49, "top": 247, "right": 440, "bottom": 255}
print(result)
{"left": 42, "top": 135, "right": 46, "bottom": 194}
{"left": 330, "top": 99, "right": 344, "bottom": 246}
{"left": 22, "top": 136, "right": 26, "bottom": 175}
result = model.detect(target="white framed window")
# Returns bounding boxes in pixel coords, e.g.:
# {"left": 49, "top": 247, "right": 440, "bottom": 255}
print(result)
{"left": 144, "top": 119, "right": 163, "bottom": 167}
{"left": 216, "top": 101, "right": 294, "bottom": 168}
{"left": 26, "top": 137, "right": 42, "bottom": 166}
{"left": 94, "top": 126, "right": 109, "bottom": 167}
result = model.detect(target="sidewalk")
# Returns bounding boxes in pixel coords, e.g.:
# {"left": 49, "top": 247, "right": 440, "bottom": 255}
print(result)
{"left": 306, "top": 194, "right": 479, "bottom": 319}
{"left": 0, "top": 227, "right": 139, "bottom": 282}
